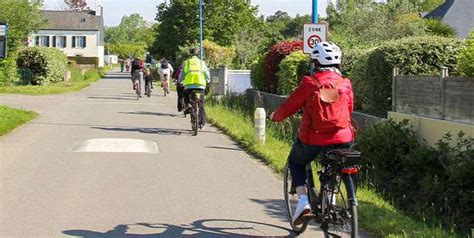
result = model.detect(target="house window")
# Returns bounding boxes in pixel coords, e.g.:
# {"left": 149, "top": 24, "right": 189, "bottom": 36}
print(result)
{"left": 78, "top": 36, "right": 86, "bottom": 48}
{"left": 35, "top": 36, "right": 40, "bottom": 46}
{"left": 57, "top": 36, "right": 67, "bottom": 48}
{"left": 72, "top": 36, "right": 86, "bottom": 48}
{"left": 52, "top": 36, "right": 57, "bottom": 47}
{"left": 39, "top": 36, "right": 50, "bottom": 47}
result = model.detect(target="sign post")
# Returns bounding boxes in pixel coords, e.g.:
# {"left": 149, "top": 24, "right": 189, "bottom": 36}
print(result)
{"left": 303, "top": 23, "right": 327, "bottom": 54}
{"left": 0, "top": 22, "right": 8, "bottom": 59}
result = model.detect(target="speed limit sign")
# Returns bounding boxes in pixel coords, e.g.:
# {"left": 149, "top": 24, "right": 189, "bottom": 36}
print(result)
{"left": 303, "top": 23, "right": 327, "bottom": 54}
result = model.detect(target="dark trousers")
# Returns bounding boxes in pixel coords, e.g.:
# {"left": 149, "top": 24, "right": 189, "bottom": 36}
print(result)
{"left": 184, "top": 88, "right": 206, "bottom": 124}
{"left": 289, "top": 138, "right": 352, "bottom": 188}
{"left": 177, "top": 85, "right": 185, "bottom": 112}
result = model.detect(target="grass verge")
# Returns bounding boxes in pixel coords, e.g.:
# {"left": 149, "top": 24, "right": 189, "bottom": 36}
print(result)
{"left": 207, "top": 103, "right": 457, "bottom": 238}
{"left": 0, "top": 67, "right": 110, "bottom": 95}
{"left": 0, "top": 106, "right": 37, "bottom": 136}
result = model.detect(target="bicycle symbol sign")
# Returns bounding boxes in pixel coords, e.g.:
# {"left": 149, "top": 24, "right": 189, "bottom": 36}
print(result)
{"left": 307, "top": 35, "right": 322, "bottom": 49}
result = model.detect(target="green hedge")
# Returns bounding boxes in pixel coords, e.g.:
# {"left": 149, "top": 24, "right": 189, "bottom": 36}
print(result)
{"left": 16, "top": 47, "right": 67, "bottom": 85}
{"left": 277, "top": 51, "right": 309, "bottom": 95}
{"left": 0, "top": 52, "right": 20, "bottom": 86}
{"left": 357, "top": 119, "right": 473, "bottom": 234}
{"left": 250, "top": 55, "right": 265, "bottom": 91}
{"left": 353, "top": 36, "right": 463, "bottom": 116}
{"left": 457, "top": 31, "right": 474, "bottom": 77}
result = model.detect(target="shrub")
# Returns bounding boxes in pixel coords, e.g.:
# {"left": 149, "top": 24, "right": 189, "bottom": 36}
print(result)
{"left": 202, "top": 40, "right": 236, "bottom": 69}
{"left": 357, "top": 119, "right": 473, "bottom": 233}
{"left": 0, "top": 52, "right": 20, "bottom": 86}
{"left": 16, "top": 47, "right": 67, "bottom": 85}
{"left": 342, "top": 48, "right": 374, "bottom": 77}
{"left": 352, "top": 36, "right": 463, "bottom": 116}
{"left": 457, "top": 31, "right": 474, "bottom": 77}
{"left": 277, "top": 51, "right": 309, "bottom": 95}
{"left": 424, "top": 19, "right": 457, "bottom": 37}
{"left": 250, "top": 55, "right": 265, "bottom": 91}
{"left": 263, "top": 40, "right": 303, "bottom": 94}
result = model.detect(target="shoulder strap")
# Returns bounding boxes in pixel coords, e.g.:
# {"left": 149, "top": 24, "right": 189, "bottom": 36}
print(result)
{"left": 311, "top": 75, "right": 322, "bottom": 88}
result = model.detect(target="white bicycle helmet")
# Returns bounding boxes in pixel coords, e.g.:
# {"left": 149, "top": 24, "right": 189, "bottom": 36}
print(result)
{"left": 310, "top": 41, "right": 342, "bottom": 65}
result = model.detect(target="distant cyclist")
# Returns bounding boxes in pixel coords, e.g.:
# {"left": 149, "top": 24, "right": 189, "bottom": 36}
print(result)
{"left": 158, "top": 58, "right": 174, "bottom": 95}
{"left": 145, "top": 63, "right": 154, "bottom": 89}
{"left": 271, "top": 42, "right": 355, "bottom": 226}
{"left": 178, "top": 48, "right": 210, "bottom": 127}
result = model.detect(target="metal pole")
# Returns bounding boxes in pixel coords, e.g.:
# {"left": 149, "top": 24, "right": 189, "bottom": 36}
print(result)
{"left": 312, "top": 0, "right": 318, "bottom": 23}
{"left": 199, "top": 0, "right": 203, "bottom": 61}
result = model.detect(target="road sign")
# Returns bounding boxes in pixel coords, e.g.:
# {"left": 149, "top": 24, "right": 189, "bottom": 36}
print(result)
{"left": 303, "top": 23, "right": 327, "bottom": 54}
{"left": 0, "top": 22, "right": 7, "bottom": 59}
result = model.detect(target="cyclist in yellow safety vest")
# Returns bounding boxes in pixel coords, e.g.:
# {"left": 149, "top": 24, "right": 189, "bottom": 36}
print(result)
{"left": 178, "top": 48, "right": 210, "bottom": 128}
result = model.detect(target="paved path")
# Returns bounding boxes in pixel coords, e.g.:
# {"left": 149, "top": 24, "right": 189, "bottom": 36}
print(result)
{"left": 0, "top": 71, "right": 361, "bottom": 237}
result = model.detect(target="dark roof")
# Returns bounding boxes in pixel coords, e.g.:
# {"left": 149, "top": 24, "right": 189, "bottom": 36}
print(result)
{"left": 424, "top": 0, "right": 474, "bottom": 38}
{"left": 41, "top": 10, "right": 102, "bottom": 31}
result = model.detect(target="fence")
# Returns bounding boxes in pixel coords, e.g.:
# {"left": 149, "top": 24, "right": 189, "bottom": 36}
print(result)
{"left": 393, "top": 67, "right": 474, "bottom": 125}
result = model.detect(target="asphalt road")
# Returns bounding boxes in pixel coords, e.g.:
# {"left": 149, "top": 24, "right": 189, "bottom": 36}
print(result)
{"left": 0, "top": 70, "right": 368, "bottom": 237}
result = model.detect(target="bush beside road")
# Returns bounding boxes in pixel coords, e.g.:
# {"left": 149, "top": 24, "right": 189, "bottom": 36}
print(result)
{"left": 0, "top": 67, "right": 109, "bottom": 95}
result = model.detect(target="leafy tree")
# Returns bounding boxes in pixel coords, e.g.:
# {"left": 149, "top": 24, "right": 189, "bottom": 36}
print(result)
{"left": 0, "top": 0, "right": 44, "bottom": 52}
{"left": 64, "top": 0, "right": 89, "bottom": 11}
{"left": 104, "top": 14, "right": 155, "bottom": 58}
{"left": 151, "top": 0, "right": 263, "bottom": 61}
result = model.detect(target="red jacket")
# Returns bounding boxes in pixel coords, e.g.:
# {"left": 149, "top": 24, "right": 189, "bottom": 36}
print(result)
{"left": 272, "top": 70, "right": 354, "bottom": 146}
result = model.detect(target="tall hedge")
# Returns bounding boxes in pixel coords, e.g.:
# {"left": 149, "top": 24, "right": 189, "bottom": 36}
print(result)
{"left": 358, "top": 120, "right": 474, "bottom": 233}
{"left": 263, "top": 40, "right": 303, "bottom": 94}
{"left": 277, "top": 51, "right": 309, "bottom": 95}
{"left": 250, "top": 55, "right": 265, "bottom": 91}
{"left": 16, "top": 47, "right": 67, "bottom": 85}
{"left": 457, "top": 31, "right": 474, "bottom": 77}
{"left": 352, "top": 36, "right": 463, "bottom": 116}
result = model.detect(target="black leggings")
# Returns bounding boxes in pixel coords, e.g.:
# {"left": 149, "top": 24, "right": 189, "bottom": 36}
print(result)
{"left": 184, "top": 89, "right": 206, "bottom": 124}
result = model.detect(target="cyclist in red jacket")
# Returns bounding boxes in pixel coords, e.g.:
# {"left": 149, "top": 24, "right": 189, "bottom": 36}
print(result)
{"left": 271, "top": 42, "right": 355, "bottom": 226}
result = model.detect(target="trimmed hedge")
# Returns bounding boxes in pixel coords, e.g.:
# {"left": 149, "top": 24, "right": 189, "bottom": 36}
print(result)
{"left": 16, "top": 47, "right": 67, "bottom": 85}
{"left": 353, "top": 36, "right": 463, "bottom": 116}
{"left": 250, "top": 55, "right": 265, "bottom": 91}
{"left": 277, "top": 51, "right": 309, "bottom": 95}
{"left": 0, "top": 52, "right": 20, "bottom": 86}
{"left": 357, "top": 119, "right": 474, "bottom": 234}
{"left": 263, "top": 40, "right": 303, "bottom": 94}
{"left": 457, "top": 31, "right": 474, "bottom": 77}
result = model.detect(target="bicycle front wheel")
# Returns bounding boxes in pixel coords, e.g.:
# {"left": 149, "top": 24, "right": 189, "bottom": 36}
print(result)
{"left": 283, "top": 161, "right": 308, "bottom": 234}
{"left": 321, "top": 174, "right": 358, "bottom": 238}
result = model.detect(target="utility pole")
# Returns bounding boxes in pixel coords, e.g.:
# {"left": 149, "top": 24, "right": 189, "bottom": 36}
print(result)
{"left": 312, "top": 0, "right": 318, "bottom": 23}
{"left": 199, "top": 0, "right": 203, "bottom": 61}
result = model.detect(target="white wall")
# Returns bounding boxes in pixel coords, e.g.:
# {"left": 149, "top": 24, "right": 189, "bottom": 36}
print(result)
{"left": 226, "top": 70, "right": 251, "bottom": 95}
{"left": 29, "top": 30, "right": 103, "bottom": 59}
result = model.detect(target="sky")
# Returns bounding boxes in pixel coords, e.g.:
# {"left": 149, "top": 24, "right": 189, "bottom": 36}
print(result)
{"left": 42, "top": 0, "right": 332, "bottom": 26}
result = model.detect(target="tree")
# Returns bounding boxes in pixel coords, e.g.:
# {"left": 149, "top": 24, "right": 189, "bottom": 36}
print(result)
{"left": 151, "top": 0, "right": 264, "bottom": 61}
{"left": 64, "top": 0, "right": 89, "bottom": 11}
{"left": 104, "top": 14, "right": 156, "bottom": 58}
{"left": 0, "top": 0, "right": 44, "bottom": 51}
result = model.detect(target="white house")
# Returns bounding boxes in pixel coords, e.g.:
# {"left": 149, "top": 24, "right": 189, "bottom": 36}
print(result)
{"left": 28, "top": 9, "right": 105, "bottom": 67}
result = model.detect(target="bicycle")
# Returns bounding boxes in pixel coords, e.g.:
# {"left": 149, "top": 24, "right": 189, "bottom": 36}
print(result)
{"left": 145, "top": 79, "right": 152, "bottom": 98}
{"left": 162, "top": 74, "right": 170, "bottom": 97}
{"left": 284, "top": 146, "right": 361, "bottom": 237}
{"left": 134, "top": 72, "right": 141, "bottom": 100}
{"left": 189, "top": 90, "right": 202, "bottom": 136}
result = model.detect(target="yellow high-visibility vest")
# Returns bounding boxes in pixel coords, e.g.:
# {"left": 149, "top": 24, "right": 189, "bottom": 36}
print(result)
{"left": 183, "top": 56, "right": 207, "bottom": 86}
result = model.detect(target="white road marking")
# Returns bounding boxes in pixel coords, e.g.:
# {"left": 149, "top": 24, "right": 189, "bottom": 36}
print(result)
{"left": 72, "top": 138, "right": 159, "bottom": 153}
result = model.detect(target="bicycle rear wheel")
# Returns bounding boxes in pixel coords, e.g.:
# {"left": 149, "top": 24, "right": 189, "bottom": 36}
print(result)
{"left": 191, "top": 103, "right": 199, "bottom": 136}
{"left": 321, "top": 174, "right": 358, "bottom": 238}
{"left": 283, "top": 162, "right": 308, "bottom": 234}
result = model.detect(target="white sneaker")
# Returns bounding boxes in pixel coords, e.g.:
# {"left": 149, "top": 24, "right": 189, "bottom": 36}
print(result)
{"left": 292, "top": 195, "right": 312, "bottom": 225}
